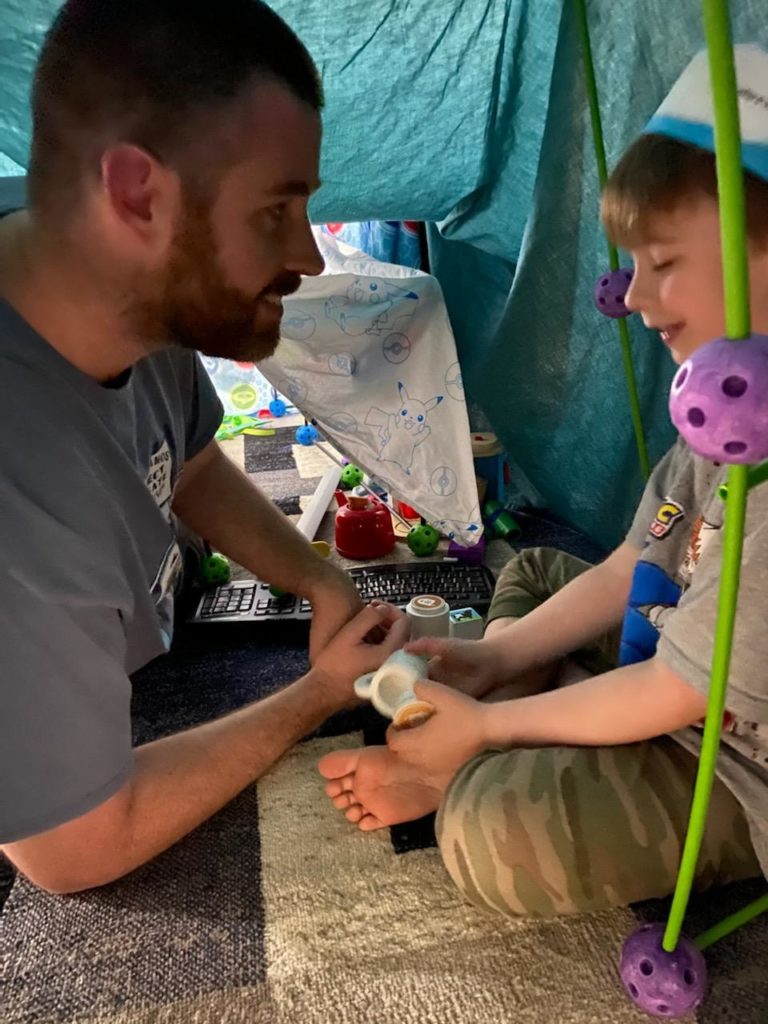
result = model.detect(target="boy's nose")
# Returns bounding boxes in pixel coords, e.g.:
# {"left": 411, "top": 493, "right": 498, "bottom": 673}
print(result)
{"left": 624, "top": 272, "right": 643, "bottom": 313}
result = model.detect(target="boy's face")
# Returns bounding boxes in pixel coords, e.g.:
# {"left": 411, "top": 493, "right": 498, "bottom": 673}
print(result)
{"left": 624, "top": 195, "right": 768, "bottom": 364}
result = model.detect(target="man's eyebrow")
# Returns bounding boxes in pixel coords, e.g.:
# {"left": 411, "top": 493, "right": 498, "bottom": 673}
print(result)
{"left": 264, "top": 179, "right": 321, "bottom": 197}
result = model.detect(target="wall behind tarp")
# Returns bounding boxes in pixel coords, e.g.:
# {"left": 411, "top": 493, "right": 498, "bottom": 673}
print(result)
{"left": 2, "top": 1, "right": 767, "bottom": 545}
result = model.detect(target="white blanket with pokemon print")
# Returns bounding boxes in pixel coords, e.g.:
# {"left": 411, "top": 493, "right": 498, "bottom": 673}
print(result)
{"left": 259, "top": 229, "right": 482, "bottom": 546}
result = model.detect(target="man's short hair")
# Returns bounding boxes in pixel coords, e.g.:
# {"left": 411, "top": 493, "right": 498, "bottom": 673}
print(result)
{"left": 28, "top": 0, "right": 323, "bottom": 213}
{"left": 601, "top": 134, "right": 768, "bottom": 248}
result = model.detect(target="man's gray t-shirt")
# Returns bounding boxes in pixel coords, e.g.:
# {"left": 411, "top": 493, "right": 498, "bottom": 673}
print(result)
{"left": 623, "top": 438, "right": 768, "bottom": 878}
{"left": 0, "top": 182, "right": 223, "bottom": 842}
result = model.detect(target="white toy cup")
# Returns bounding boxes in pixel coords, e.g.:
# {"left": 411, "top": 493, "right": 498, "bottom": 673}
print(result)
{"left": 354, "top": 650, "right": 434, "bottom": 728}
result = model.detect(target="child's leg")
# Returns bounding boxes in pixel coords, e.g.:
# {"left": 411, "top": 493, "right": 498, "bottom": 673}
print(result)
{"left": 436, "top": 737, "right": 760, "bottom": 918}
{"left": 483, "top": 547, "right": 619, "bottom": 699}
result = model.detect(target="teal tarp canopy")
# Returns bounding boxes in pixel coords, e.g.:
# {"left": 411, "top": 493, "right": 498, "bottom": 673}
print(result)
{"left": 2, "top": 1, "right": 767, "bottom": 544}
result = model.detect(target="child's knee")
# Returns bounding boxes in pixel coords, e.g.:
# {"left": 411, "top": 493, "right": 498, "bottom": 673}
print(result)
{"left": 435, "top": 748, "right": 572, "bottom": 918}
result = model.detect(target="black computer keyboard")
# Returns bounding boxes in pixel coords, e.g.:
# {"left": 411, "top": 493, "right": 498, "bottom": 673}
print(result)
{"left": 191, "top": 561, "right": 496, "bottom": 623}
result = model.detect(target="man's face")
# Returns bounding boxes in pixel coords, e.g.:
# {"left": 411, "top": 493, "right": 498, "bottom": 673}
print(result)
{"left": 132, "top": 83, "right": 324, "bottom": 362}
{"left": 625, "top": 195, "right": 768, "bottom": 364}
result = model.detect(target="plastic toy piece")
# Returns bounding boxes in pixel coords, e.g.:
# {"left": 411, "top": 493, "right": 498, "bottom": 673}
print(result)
{"left": 339, "top": 463, "right": 364, "bottom": 490}
{"left": 295, "top": 424, "right": 320, "bottom": 446}
{"left": 483, "top": 500, "right": 521, "bottom": 540}
{"left": 447, "top": 536, "right": 486, "bottom": 565}
{"left": 269, "top": 398, "right": 287, "bottom": 418}
{"left": 593, "top": 267, "right": 634, "bottom": 318}
{"left": 620, "top": 924, "right": 707, "bottom": 1018}
{"left": 392, "top": 700, "right": 435, "bottom": 729}
{"left": 448, "top": 607, "right": 484, "bottom": 639}
{"left": 215, "top": 414, "right": 273, "bottom": 442}
{"left": 199, "top": 553, "right": 231, "bottom": 586}
{"left": 668, "top": 335, "right": 768, "bottom": 462}
{"left": 407, "top": 523, "right": 440, "bottom": 557}
{"left": 397, "top": 500, "right": 420, "bottom": 520}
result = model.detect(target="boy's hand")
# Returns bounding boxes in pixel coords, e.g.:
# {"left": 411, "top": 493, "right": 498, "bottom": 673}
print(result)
{"left": 310, "top": 603, "right": 410, "bottom": 709}
{"left": 405, "top": 635, "right": 505, "bottom": 699}
{"left": 386, "top": 679, "right": 492, "bottom": 779}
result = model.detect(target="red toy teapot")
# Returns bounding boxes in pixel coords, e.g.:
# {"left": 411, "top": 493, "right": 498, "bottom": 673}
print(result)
{"left": 335, "top": 493, "right": 396, "bottom": 560}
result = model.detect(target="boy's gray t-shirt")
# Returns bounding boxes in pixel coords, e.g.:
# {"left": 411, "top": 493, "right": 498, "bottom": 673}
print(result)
{"left": 0, "top": 184, "right": 223, "bottom": 842}
{"left": 624, "top": 438, "right": 768, "bottom": 876}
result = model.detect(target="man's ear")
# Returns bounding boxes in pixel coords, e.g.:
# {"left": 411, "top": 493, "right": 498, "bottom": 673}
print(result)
{"left": 101, "top": 144, "right": 177, "bottom": 246}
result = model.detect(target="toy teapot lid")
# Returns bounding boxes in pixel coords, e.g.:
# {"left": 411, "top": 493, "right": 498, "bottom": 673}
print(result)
{"left": 346, "top": 495, "right": 371, "bottom": 511}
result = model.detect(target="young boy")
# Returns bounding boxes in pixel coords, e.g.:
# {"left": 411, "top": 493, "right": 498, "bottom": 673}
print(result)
{"left": 319, "top": 45, "right": 768, "bottom": 918}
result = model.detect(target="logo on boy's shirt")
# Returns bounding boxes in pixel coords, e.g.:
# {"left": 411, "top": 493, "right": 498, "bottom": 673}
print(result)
{"left": 649, "top": 499, "right": 685, "bottom": 538}
{"left": 680, "top": 515, "right": 719, "bottom": 586}
{"left": 146, "top": 439, "right": 174, "bottom": 516}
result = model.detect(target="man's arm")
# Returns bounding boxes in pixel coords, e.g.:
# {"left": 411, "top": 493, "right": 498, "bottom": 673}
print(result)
{"left": 173, "top": 440, "right": 362, "bottom": 657}
{"left": 2, "top": 604, "right": 408, "bottom": 894}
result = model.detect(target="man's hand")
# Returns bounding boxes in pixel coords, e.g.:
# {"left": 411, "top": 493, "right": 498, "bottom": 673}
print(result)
{"left": 309, "top": 602, "right": 410, "bottom": 709}
{"left": 306, "top": 568, "right": 365, "bottom": 663}
{"left": 385, "top": 679, "right": 492, "bottom": 779}
{"left": 405, "top": 636, "right": 506, "bottom": 698}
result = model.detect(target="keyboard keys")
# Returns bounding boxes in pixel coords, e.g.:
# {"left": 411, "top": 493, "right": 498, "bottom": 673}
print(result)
{"left": 196, "top": 562, "right": 495, "bottom": 622}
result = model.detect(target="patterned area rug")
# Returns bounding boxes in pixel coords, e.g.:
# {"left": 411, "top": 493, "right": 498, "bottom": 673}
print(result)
{"left": 3, "top": 427, "right": 767, "bottom": 1023}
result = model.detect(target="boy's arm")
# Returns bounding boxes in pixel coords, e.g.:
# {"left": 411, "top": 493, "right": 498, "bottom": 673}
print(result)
{"left": 486, "top": 540, "right": 638, "bottom": 675}
{"left": 409, "top": 542, "right": 638, "bottom": 690}
{"left": 482, "top": 656, "right": 707, "bottom": 748}
{"left": 390, "top": 658, "right": 708, "bottom": 778}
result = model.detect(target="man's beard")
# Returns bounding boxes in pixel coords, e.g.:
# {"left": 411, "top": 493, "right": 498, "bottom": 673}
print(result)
{"left": 129, "top": 201, "right": 301, "bottom": 362}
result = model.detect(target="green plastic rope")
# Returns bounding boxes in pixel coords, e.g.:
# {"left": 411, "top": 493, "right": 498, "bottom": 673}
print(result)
{"left": 573, "top": 0, "right": 651, "bottom": 480}
{"left": 663, "top": 0, "right": 756, "bottom": 953}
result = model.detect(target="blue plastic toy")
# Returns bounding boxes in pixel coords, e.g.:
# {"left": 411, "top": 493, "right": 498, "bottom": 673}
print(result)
{"left": 295, "top": 424, "right": 320, "bottom": 446}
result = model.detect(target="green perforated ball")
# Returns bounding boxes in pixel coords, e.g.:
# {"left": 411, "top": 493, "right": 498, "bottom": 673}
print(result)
{"left": 200, "top": 553, "right": 231, "bottom": 586}
{"left": 407, "top": 524, "right": 440, "bottom": 557}
{"left": 340, "top": 464, "right": 364, "bottom": 489}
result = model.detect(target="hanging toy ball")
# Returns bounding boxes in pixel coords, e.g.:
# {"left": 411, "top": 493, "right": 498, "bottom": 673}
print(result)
{"left": 295, "top": 424, "right": 320, "bottom": 446}
{"left": 594, "top": 268, "right": 634, "bottom": 318}
{"left": 620, "top": 924, "right": 707, "bottom": 1018}
{"left": 269, "top": 398, "right": 288, "bottom": 418}
{"left": 407, "top": 524, "right": 440, "bottom": 557}
{"left": 669, "top": 335, "right": 768, "bottom": 463}
{"left": 340, "top": 463, "right": 364, "bottom": 490}
{"left": 200, "top": 552, "right": 231, "bottom": 586}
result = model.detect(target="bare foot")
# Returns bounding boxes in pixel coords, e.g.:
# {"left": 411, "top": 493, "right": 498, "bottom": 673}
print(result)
{"left": 318, "top": 746, "right": 449, "bottom": 831}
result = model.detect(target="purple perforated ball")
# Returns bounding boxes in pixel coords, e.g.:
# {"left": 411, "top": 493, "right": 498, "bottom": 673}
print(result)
{"left": 594, "top": 268, "right": 634, "bottom": 318}
{"left": 620, "top": 924, "right": 707, "bottom": 1018}
{"left": 669, "top": 335, "right": 768, "bottom": 463}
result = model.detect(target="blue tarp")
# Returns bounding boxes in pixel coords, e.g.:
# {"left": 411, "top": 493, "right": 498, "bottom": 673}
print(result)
{"left": 2, "top": 1, "right": 767, "bottom": 544}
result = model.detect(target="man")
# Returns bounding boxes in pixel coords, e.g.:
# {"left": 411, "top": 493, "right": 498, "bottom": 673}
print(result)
{"left": 0, "top": 0, "right": 407, "bottom": 894}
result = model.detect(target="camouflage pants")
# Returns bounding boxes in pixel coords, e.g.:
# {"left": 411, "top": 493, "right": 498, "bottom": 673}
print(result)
{"left": 435, "top": 547, "right": 761, "bottom": 918}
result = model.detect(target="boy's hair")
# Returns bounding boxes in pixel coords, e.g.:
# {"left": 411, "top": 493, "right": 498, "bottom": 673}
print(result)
{"left": 28, "top": 0, "right": 323, "bottom": 215}
{"left": 601, "top": 133, "right": 768, "bottom": 248}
